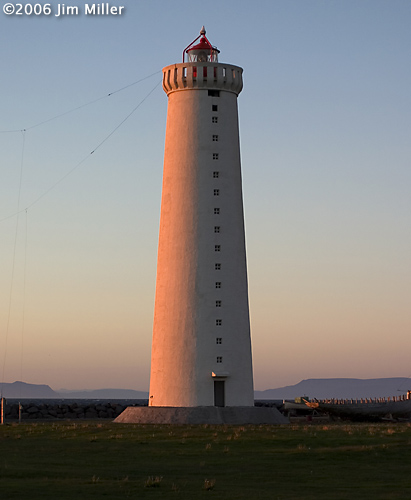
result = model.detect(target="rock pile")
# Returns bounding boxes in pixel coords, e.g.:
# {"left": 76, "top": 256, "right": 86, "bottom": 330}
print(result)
{"left": 2, "top": 401, "right": 135, "bottom": 420}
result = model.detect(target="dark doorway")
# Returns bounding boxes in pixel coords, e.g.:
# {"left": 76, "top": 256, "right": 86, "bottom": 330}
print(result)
{"left": 214, "top": 381, "right": 225, "bottom": 407}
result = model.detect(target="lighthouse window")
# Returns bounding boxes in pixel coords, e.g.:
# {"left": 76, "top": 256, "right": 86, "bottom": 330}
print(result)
{"left": 215, "top": 264, "right": 221, "bottom": 270}
{"left": 212, "top": 105, "right": 218, "bottom": 112}
{"left": 217, "top": 356, "right": 223, "bottom": 363}
{"left": 214, "top": 208, "right": 220, "bottom": 215}
{"left": 212, "top": 135, "right": 219, "bottom": 142}
{"left": 214, "top": 226, "right": 220, "bottom": 233}
{"left": 213, "top": 153, "right": 219, "bottom": 160}
{"left": 212, "top": 117, "right": 218, "bottom": 123}
{"left": 216, "top": 319, "right": 222, "bottom": 326}
{"left": 213, "top": 171, "right": 219, "bottom": 178}
{"left": 216, "top": 301, "right": 222, "bottom": 307}
{"left": 214, "top": 189, "right": 220, "bottom": 196}
{"left": 215, "top": 282, "right": 221, "bottom": 288}
{"left": 215, "top": 245, "right": 221, "bottom": 252}
{"left": 216, "top": 338, "right": 222, "bottom": 344}
{"left": 208, "top": 90, "right": 220, "bottom": 97}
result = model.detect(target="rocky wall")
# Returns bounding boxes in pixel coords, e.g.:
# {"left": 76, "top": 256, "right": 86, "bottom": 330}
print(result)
{"left": 2, "top": 402, "right": 136, "bottom": 420}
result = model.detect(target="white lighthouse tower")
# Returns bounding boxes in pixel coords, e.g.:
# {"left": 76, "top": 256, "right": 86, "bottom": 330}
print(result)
{"left": 116, "top": 29, "right": 287, "bottom": 424}
{"left": 149, "top": 27, "right": 253, "bottom": 408}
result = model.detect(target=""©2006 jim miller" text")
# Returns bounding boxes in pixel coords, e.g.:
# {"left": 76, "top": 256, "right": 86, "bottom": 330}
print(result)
{"left": 55, "top": 3, "right": 125, "bottom": 17}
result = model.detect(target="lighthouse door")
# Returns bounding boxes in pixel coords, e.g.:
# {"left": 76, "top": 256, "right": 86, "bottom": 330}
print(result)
{"left": 214, "top": 381, "right": 225, "bottom": 407}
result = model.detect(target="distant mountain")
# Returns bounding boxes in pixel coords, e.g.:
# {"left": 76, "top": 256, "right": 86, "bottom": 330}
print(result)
{"left": 1, "top": 382, "right": 148, "bottom": 399}
{"left": 3, "top": 378, "right": 411, "bottom": 401}
{"left": 254, "top": 378, "right": 411, "bottom": 400}
{"left": 58, "top": 388, "right": 149, "bottom": 399}
{"left": 0, "top": 381, "right": 59, "bottom": 399}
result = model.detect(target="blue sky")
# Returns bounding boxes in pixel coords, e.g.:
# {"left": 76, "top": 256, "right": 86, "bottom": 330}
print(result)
{"left": 1, "top": 0, "right": 410, "bottom": 391}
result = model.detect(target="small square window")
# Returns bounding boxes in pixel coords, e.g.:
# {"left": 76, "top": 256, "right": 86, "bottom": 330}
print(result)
{"left": 212, "top": 105, "right": 218, "bottom": 112}
{"left": 214, "top": 226, "right": 220, "bottom": 233}
{"left": 212, "top": 116, "right": 218, "bottom": 123}
{"left": 214, "top": 189, "right": 219, "bottom": 196}
{"left": 215, "top": 263, "right": 221, "bottom": 270}
{"left": 215, "top": 245, "right": 221, "bottom": 252}
{"left": 216, "top": 300, "right": 222, "bottom": 307}
{"left": 212, "top": 135, "right": 219, "bottom": 142}
{"left": 216, "top": 337, "right": 222, "bottom": 344}
{"left": 215, "top": 282, "right": 221, "bottom": 288}
{"left": 213, "top": 153, "right": 219, "bottom": 160}
{"left": 213, "top": 171, "right": 219, "bottom": 178}
{"left": 216, "top": 319, "right": 222, "bottom": 326}
{"left": 217, "top": 356, "right": 223, "bottom": 363}
{"left": 214, "top": 208, "right": 220, "bottom": 215}
{"left": 208, "top": 90, "right": 220, "bottom": 97}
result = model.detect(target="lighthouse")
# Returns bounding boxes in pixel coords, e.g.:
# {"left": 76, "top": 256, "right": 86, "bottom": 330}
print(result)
{"left": 115, "top": 29, "right": 287, "bottom": 424}
{"left": 149, "top": 27, "right": 254, "bottom": 408}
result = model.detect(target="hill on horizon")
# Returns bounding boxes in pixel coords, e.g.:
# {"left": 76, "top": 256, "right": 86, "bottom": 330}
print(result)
{"left": 254, "top": 377, "right": 411, "bottom": 400}
{"left": 2, "top": 378, "right": 411, "bottom": 400}
{"left": 0, "top": 381, "right": 148, "bottom": 400}
{"left": 58, "top": 388, "right": 149, "bottom": 399}
{"left": 0, "top": 381, "right": 58, "bottom": 399}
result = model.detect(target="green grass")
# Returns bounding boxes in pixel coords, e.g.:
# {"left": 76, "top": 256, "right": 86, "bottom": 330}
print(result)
{"left": 1, "top": 421, "right": 411, "bottom": 499}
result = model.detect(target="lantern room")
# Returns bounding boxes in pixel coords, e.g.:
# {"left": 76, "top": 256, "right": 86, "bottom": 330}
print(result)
{"left": 183, "top": 26, "right": 220, "bottom": 63}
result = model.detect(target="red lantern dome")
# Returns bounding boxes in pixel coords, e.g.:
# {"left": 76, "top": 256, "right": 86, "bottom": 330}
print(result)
{"left": 183, "top": 26, "right": 220, "bottom": 63}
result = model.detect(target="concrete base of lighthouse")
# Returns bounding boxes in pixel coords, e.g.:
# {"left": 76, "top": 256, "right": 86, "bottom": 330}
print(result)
{"left": 114, "top": 406, "right": 288, "bottom": 425}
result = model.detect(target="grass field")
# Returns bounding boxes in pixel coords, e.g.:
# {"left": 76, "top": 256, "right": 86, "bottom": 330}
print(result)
{"left": 1, "top": 420, "right": 411, "bottom": 499}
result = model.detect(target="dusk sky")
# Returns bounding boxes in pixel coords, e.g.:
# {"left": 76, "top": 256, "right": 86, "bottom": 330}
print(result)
{"left": 1, "top": 1, "right": 410, "bottom": 392}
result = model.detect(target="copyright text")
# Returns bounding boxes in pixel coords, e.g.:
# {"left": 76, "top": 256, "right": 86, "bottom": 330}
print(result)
{"left": 3, "top": 3, "right": 126, "bottom": 17}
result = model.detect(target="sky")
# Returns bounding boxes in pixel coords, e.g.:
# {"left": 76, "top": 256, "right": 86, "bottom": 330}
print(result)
{"left": 1, "top": 0, "right": 410, "bottom": 392}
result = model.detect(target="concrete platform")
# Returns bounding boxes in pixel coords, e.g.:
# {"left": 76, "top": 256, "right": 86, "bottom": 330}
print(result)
{"left": 114, "top": 406, "right": 288, "bottom": 425}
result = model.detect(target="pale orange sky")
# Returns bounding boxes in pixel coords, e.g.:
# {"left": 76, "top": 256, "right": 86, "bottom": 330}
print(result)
{"left": 1, "top": 1, "right": 410, "bottom": 391}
